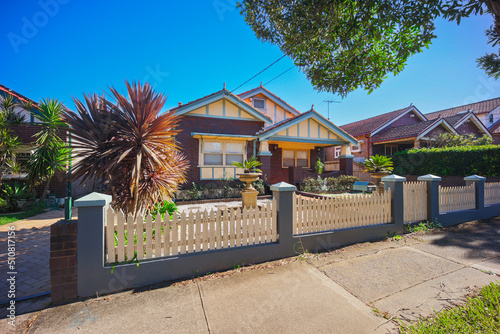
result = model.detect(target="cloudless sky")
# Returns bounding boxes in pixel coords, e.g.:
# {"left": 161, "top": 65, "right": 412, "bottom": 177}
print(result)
{"left": 1, "top": 0, "right": 499, "bottom": 126}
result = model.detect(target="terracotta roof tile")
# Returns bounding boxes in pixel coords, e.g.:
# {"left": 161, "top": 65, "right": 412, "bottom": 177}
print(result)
{"left": 170, "top": 88, "right": 270, "bottom": 120}
{"left": 237, "top": 85, "right": 301, "bottom": 115}
{"left": 340, "top": 106, "right": 412, "bottom": 137}
{"left": 371, "top": 119, "right": 442, "bottom": 142}
{"left": 426, "top": 97, "right": 500, "bottom": 119}
{"left": 258, "top": 109, "right": 313, "bottom": 135}
{"left": 0, "top": 84, "right": 37, "bottom": 105}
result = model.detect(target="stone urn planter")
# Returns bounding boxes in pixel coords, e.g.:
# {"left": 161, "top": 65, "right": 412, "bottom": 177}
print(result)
{"left": 237, "top": 172, "right": 262, "bottom": 208}
{"left": 369, "top": 171, "right": 391, "bottom": 194}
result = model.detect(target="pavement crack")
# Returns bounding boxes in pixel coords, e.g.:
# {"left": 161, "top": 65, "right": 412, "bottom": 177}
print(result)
{"left": 196, "top": 281, "right": 211, "bottom": 334}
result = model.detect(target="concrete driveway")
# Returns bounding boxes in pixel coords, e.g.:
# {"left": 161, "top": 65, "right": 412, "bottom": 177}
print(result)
{"left": 2, "top": 217, "right": 500, "bottom": 333}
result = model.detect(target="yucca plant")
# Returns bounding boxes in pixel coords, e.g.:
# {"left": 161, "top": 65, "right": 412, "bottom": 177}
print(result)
{"left": 28, "top": 98, "right": 71, "bottom": 199}
{"left": 232, "top": 156, "right": 262, "bottom": 173}
{"left": 64, "top": 80, "right": 188, "bottom": 216}
{"left": 0, "top": 94, "right": 31, "bottom": 186}
{"left": 362, "top": 155, "right": 394, "bottom": 173}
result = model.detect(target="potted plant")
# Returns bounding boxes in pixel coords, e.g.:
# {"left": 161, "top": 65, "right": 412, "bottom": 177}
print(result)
{"left": 315, "top": 158, "right": 324, "bottom": 175}
{"left": 232, "top": 156, "right": 262, "bottom": 208}
{"left": 362, "top": 155, "right": 394, "bottom": 193}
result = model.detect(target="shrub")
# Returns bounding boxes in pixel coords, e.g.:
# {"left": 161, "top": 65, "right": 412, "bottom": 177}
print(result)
{"left": 149, "top": 200, "right": 177, "bottom": 221}
{"left": 301, "top": 175, "right": 359, "bottom": 193}
{"left": 329, "top": 175, "right": 360, "bottom": 191}
{"left": 392, "top": 145, "right": 500, "bottom": 176}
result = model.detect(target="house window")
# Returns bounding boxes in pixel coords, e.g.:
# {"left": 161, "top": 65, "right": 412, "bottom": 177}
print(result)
{"left": 384, "top": 145, "right": 398, "bottom": 156}
{"left": 490, "top": 114, "right": 494, "bottom": 123}
{"left": 202, "top": 141, "right": 245, "bottom": 166}
{"left": 253, "top": 98, "right": 265, "bottom": 110}
{"left": 282, "top": 150, "right": 309, "bottom": 168}
{"left": 334, "top": 146, "right": 341, "bottom": 159}
{"left": 351, "top": 143, "right": 361, "bottom": 153}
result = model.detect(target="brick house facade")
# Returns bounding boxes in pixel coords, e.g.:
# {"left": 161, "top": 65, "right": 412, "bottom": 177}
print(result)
{"left": 171, "top": 85, "right": 357, "bottom": 187}
{"left": 327, "top": 101, "right": 495, "bottom": 164}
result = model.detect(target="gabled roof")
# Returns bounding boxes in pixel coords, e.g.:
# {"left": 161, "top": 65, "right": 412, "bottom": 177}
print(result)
{"left": 371, "top": 118, "right": 458, "bottom": 143}
{"left": 426, "top": 97, "right": 500, "bottom": 119}
{"left": 444, "top": 112, "right": 492, "bottom": 137}
{"left": 489, "top": 118, "right": 500, "bottom": 134}
{"left": 237, "top": 85, "right": 301, "bottom": 116}
{"left": 341, "top": 105, "right": 426, "bottom": 137}
{"left": 170, "top": 87, "right": 273, "bottom": 123}
{"left": 258, "top": 108, "right": 358, "bottom": 145}
{"left": 0, "top": 84, "right": 37, "bottom": 105}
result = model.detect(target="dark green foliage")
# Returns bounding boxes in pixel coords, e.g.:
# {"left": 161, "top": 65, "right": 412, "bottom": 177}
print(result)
{"left": 240, "top": 0, "right": 500, "bottom": 95}
{"left": 1, "top": 181, "right": 33, "bottom": 211}
{"left": 429, "top": 133, "right": 492, "bottom": 148}
{"left": 392, "top": 145, "right": 500, "bottom": 176}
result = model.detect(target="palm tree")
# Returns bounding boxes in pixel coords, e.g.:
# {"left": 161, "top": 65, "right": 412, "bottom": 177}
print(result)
{"left": 27, "top": 98, "right": 71, "bottom": 200}
{"left": 64, "top": 81, "right": 188, "bottom": 216}
{"left": 0, "top": 94, "right": 31, "bottom": 186}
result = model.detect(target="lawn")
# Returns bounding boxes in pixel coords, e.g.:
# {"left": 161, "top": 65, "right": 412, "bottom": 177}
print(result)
{"left": 0, "top": 202, "right": 47, "bottom": 226}
{"left": 400, "top": 282, "right": 500, "bottom": 333}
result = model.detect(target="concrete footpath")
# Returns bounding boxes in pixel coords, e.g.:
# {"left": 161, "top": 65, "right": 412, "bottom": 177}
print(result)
{"left": 2, "top": 217, "right": 500, "bottom": 333}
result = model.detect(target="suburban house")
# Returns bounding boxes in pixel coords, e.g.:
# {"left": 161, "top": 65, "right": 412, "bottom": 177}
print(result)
{"left": 171, "top": 84, "right": 357, "bottom": 185}
{"left": 327, "top": 98, "right": 496, "bottom": 163}
{"left": 0, "top": 84, "right": 68, "bottom": 197}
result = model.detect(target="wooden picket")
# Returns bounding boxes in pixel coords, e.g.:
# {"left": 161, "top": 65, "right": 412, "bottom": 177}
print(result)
{"left": 293, "top": 189, "right": 392, "bottom": 235}
{"left": 485, "top": 182, "right": 500, "bottom": 206}
{"left": 106, "top": 201, "right": 277, "bottom": 264}
{"left": 439, "top": 184, "right": 475, "bottom": 213}
{"left": 403, "top": 182, "right": 427, "bottom": 223}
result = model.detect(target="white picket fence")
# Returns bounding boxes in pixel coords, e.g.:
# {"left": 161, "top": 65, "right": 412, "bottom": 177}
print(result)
{"left": 293, "top": 190, "right": 392, "bottom": 235}
{"left": 439, "top": 184, "right": 475, "bottom": 213}
{"left": 404, "top": 182, "right": 427, "bottom": 223}
{"left": 105, "top": 200, "right": 277, "bottom": 263}
{"left": 485, "top": 182, "right": 500, "bottom": 206}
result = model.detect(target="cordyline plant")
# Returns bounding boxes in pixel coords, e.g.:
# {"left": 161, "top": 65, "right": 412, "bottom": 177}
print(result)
{"left": 64, "top": 81, "right": 188, "bottom": 216}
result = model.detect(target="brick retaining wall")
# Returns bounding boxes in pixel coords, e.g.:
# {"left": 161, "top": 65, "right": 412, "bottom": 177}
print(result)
{"left": 50, "top": 220, "right": 78, "bottom": 305}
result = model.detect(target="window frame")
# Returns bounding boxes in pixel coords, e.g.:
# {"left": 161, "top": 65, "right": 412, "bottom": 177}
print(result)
{"left": 252, "top": 98, "right": 266, "bottom": 110}
{"left": 199, "top": 140, "right": 247, "bottom": 167}
{"left": 281, "top": 149, "right": 310, "bottom": 168}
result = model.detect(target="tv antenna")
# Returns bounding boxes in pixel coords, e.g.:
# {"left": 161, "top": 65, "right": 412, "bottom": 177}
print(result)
{"left": 323, "top": 100, "right": 341, "bottom": 120}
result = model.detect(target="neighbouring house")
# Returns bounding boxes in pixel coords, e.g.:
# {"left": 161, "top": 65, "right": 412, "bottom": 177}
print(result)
{"left": 326, "top": 99, "right": 495, "bottom": 165}
{"left": 0, "top": 84, "right": 69, "bottom": 198}
{"left": 171, "top": 84, "right": 357, "bottom": 186}
{"left": 425, "top": 97, "right": 500, "bottom": 144}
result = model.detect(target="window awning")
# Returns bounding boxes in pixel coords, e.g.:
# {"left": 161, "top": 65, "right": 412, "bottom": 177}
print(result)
{"left": 191, "top": 132, "right": 256, "bottom": 141}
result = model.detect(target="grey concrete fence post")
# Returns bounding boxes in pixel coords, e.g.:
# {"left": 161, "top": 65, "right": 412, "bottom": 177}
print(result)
{"left": 464, "top": 175, "right": 486, "bottom": 210}
{"left": 382, "top": 174, "right": 406, "bottom": 229}
{"left": 74, "top": 192, "right": 112, "bottom": 298}
{"left": 270, "top": 181, "right": 296, "bottom": 257}
{"left": 417, "top": 174, "right": 441, "bottom": 224}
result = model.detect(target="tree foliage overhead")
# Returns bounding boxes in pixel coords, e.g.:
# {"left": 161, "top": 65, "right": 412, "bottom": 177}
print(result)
{"left": 239, "top": 0, "right": 500, "bottom": 96}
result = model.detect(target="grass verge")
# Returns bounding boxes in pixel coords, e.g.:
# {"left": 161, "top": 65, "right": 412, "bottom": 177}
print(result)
{"left": 400, "top": 282, "right": 500, "bottom": 333}
{"left": 0, "top": 202, "right": 47, "bottom": 226}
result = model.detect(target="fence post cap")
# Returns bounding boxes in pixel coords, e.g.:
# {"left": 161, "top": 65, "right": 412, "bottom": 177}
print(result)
{"left": 381, "top": 174, "right": 406, "bottom": 182}
{"left": 464, "top": 175, "right": 486, "bottom": 181}
{"left": 417, "top": 174, "right": 442, "bottom": 182}
{"left": 270, "top": 182, "right": 296, "bottom": 192}
{"left": 74, "top": 192, "right": 112, "bottom": 208}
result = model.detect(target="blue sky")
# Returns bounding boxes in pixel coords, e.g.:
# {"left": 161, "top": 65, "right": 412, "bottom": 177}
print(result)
{"left": 1, "top": 1, "right": 499, "bottom": 126}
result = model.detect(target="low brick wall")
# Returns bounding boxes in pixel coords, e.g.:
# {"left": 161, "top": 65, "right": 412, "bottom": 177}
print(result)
{"left": 50, "top": 220, "right": 78, "bottom": 305}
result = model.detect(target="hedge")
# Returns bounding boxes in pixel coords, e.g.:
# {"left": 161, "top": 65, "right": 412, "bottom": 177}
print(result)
{"left": 392, "top": 145, "right": 500, "bottom": 176}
